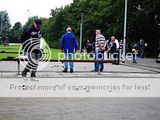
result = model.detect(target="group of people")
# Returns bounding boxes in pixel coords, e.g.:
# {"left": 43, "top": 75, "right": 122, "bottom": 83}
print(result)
{"left": 126, "top": 39, "right": 146, "bottom": 63}
{"left": 60, "top": 29, "right": 121, "bottom": 73}
{"left": 20, "top": 18, "right": 144, "bottom": 77}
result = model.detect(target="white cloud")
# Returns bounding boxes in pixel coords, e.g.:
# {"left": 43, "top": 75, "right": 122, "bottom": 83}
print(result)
{"left": 0, "top": 0, "right": 73, "bottom": 26}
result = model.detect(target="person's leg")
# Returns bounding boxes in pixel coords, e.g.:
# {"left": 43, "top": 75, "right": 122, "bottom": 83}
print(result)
{"left": 99, "top": 51, "right": 104, "bottom": 72}
{"left": 22, "top": 51, "right": 32, "bottom": 77}
{"left": 38, "top": 49, "right": 43, "bottom": 60}
{"left": 140, "top": 50, "right": 142, "bottom": 58}
{"left": 142, "top": 50, "right": 144, "bottom": 58}
{"left": 132, "top": 54, "right": 135, "bottom": 63}
{"left": 140, "top": 49, "right": 144, "bottom": 58}
{"left": 112, "top": 52, "right": 117, "bottom": 64}
{"left": 69, "top": 53, "right": 74, "bottom": 72}
{"left": 31, "top": 66, "right": 38, "bottom": 77}
{"left": 94, "top": 51, "right": 99, "bottom": 71}
{"left": 31, "top": 52, "right": 39, "bottom": 77}
{"left": 135, "top": 54, "right": 137, "bottom": 63}
{"left": 22, "top": 67, "right": 30, "bottom": 77}
{"left": 116, "top": 50, "right": 120, "bottom": 65}
{"left": 63, "top": 53, "right": 68, "bottom": 72}
{"left": 132, "top": 54, "right": 136, "bottom": 63}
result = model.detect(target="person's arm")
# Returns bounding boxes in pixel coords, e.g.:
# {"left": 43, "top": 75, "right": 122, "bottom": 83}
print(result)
{"left": 20, "top": 28, "right": 30, "bottom": 50}
{"left": 106, "top": 42, "right": 112, "bottom": 52}
{"left": 98, "top": 41, "right": 104, "bottom": 50}
{"left": 60, "top": 35, "right": 64, "bottom": 52}
{"left": 103, "top": 41, "right": 107, "bottom": 49}
{"left": 73, "top": 35, "right": 79, "bottom": 53}
{"left": 115, "top": 39, "right": 120, "bottom": 49}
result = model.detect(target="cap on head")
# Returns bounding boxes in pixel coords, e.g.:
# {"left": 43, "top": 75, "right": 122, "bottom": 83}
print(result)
{"left": 34, "top": 19, "right": 42, "bottom": 25}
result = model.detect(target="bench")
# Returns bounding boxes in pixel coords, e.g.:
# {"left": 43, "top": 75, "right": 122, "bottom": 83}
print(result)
{"left": 0, "top": 58, "right": 113, "bottom": 75}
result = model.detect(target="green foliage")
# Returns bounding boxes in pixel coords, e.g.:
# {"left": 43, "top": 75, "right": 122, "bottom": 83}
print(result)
{"left": 9, "top": 22, "right": 23, "bottom": 43}
{"left": 42, "top": 0, "right": 126, "bottom": 47}
{"left": 23, "top": 16, "right": 38, "bottom": 30}
{"left": 127, "top": 0, "right": 160, "bottom": 57}
{"left": 0, "top": 11, "right": 11, "bottom": 40}
{"left": 41, "top": 0, "right": 159, "bottom": 57}
{"left": 2, "top": 0, "right": 159, "bottom": 57}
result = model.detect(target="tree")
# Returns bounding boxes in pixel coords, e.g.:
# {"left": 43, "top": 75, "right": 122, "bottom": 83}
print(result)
{"left": 0, "top": 11, "right": 11, "bottom": 41}
{"left": 127, "top": 0, "right": 160, "bottom": 57}
{"left": 23, "top": 16, "right": 39, "bottom": 30}
{"left": 34, "top": 0, "right": 159, "bottom": 57}
{"left": 9, "top": 22, "right": 23, "bottom": 43}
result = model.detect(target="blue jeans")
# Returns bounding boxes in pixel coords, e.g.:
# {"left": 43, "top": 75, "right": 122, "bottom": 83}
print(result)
{"left": 94, "top": 51, "right": 104, "bottom": 72}
{"left": 140, "top": 49, "right": 144, "bottom": 58}
{"left": 133, "top": 54, "right": 137, "bottom": 63}
{"left": 64, "top": 53, "right": 74, "bottom": 70}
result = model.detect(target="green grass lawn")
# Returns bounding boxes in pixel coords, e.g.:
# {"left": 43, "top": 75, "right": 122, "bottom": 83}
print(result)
{"left": 0, "top": 45, "right": 92, "bottom": 60}
{"left": 0, "top": 45, "right": 20, "bottom": 59}
{"left": 0, "top": 45, "right": 60, "bottom": 59}
{"left": 0, "top": 45, "right": 20, "bottom": 52}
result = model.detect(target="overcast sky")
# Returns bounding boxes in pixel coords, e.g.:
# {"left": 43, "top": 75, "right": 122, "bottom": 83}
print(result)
{"left": 0, "top": 0, "right": 73, "bottom": 26}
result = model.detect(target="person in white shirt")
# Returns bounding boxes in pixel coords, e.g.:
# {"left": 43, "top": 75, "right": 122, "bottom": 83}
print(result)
{"left": 110, "top": 36, "right": 120, "bottom": 65}
{"left": 93, "top": 30, "right": 105, "bottom": 72}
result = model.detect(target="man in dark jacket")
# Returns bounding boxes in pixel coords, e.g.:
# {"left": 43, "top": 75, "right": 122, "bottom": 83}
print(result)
{"left": 20, "top": 19, "right": 42, "bottom": 77}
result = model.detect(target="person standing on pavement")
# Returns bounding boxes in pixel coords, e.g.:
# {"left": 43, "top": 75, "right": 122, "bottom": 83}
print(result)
{"left": 60, "top": 27, "right": 79, "bottom": 73}
{"left": 132, "top": 44, "right": 138, "bottom": 63}
{"left": 140, "top": 39, "right": 145, "bottom": 58}
{"left": 86, "top": 40, "right": 92, "bottom": 54}
{"left": 110, "top": 36, "right": 120, "bottom": 65}
{"left": 21, "top": 19, "right": 42, "bottom": 77}
{"left": 92, "top": 29, "right": 105, "bottom": 72}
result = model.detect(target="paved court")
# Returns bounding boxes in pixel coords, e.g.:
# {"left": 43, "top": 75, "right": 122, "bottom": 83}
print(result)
{"left": 0, "top": 58, "right": 160, "bottom": 120}
{"left": 0, "top": 98, "right": 160, "bottom": 120}
{"left": 0, "top": 58, "right": 159, "bottom": 78}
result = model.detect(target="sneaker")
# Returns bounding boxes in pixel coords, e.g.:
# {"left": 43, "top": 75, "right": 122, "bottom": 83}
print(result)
{"left": 31, "top": 74, "right": 36, "bottom": 77}
{"left": 62, "top": 69, "right": 67, "bottom": 73}
{"left": 22, "top": 71, "right": 27, "bottom": 77}
{"left": 22, "top": 68, "right": 29, "bottom": 77}
{"left": 70, "top": 69, "right": 73, "bottom": 73}
{"left": 30, "top": 77, "right": 39, "bottom": 81}
{"left": 90, "top": 70, "right": 98, "bottom": 72}
{"left": 100, "top": 70, "right": 103, "bottom": 72}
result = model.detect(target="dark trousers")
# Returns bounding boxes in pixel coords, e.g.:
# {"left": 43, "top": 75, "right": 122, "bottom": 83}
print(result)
{"left": 112, "top": 50, "right": 120, "bottom": 65}
{"left": 23, "top": 51, "right": 39, "bottom": 75}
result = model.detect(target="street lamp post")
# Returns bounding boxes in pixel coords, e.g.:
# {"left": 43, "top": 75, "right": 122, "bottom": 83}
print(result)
{"left": 123, "top": 0, "right": 128, "bottom": 60}
{"left": 27, "top": 10, "right": 30, "bottom": 20}
{"left": 80, "top": 13, "right": 84, "bottom": 53}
